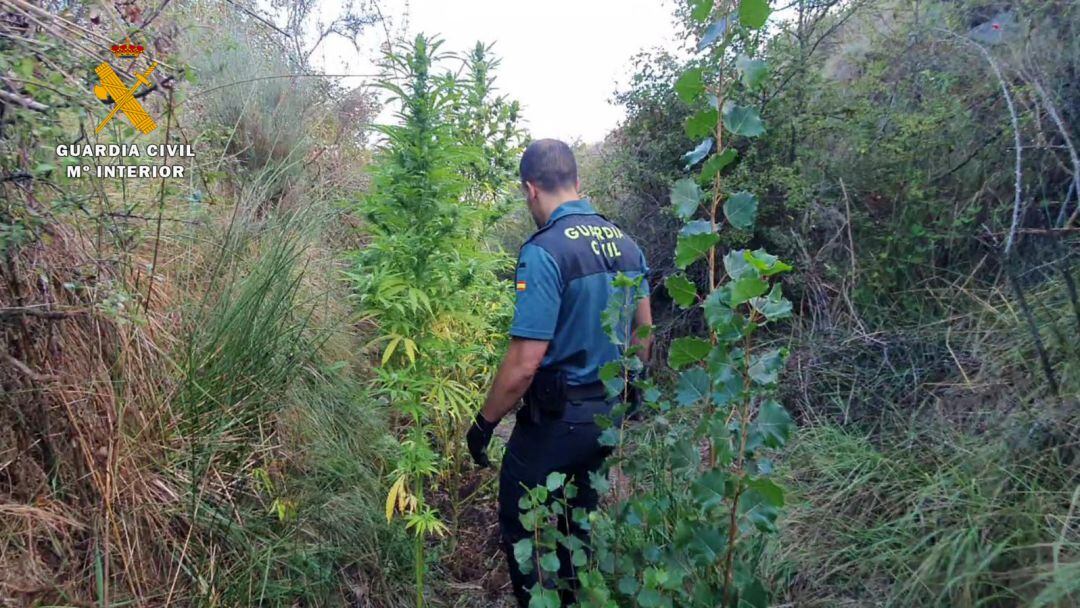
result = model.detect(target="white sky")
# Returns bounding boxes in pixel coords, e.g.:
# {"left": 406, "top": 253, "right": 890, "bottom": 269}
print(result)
{"left": 310, "top": 0, "right": 683, "bottom": 143}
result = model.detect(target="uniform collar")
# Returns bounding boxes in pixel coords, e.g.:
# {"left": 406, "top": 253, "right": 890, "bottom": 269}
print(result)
{"left": 545, "top": 199, "right": 596, "bottom": 227}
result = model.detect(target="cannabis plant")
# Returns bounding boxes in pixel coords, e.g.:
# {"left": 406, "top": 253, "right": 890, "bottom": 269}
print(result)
{"left": 348, "top": 34, "right": 519, "bottom": 606}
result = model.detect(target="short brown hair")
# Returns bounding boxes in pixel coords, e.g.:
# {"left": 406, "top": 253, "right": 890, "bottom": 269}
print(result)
{"left": 519, "top": 139, "right": 577, "bottom": 192}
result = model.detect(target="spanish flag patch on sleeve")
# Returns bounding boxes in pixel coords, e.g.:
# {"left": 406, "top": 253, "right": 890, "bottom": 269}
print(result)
{"left": 516, "top": 280, "right": 526, "bottom": 292}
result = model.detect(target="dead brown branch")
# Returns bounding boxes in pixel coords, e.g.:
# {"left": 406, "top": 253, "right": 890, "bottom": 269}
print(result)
{"left": 0, "top": 88, "right": 48, "bottom": 112}
{"left": 2, "top": 351, "right": 58, "bottom": 382}
{"left": 0, "top": 307, "right": 88, "bottom": 320}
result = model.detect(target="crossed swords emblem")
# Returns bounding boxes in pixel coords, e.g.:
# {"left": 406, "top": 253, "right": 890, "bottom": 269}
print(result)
{"left": 93, "top": 61, "right": 158, "bottom": 134}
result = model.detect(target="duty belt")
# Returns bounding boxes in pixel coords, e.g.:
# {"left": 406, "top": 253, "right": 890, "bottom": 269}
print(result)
{"left": 561, "top": 381, "right": 614, "bottom": 424}
{"left": 564, "top": 380, "right": 607, "bottom": 401}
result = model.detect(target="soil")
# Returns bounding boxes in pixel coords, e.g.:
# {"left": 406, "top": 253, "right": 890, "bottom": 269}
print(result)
{"left": 429, "top": 465, "right": 516, "bottom": 608}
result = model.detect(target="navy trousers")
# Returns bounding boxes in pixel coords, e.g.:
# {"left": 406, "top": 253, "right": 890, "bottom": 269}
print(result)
{"left": 498, "top": 400, "right": 613, "bottom": 607}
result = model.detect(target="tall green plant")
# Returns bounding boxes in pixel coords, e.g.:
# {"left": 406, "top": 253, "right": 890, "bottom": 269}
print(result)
{"left": 172, "top": 211, "right": 413, "bottom": 605}
{"left": 454, "top": 42, "right": 525, "bottom": 215}
{"left": 178, "top": 219, "right": 314, "bottom": 481}
{"left": 520, "top": 1, "right": 795, "bottom": 606}
{"left": 348, "top": 34, "right": 517, "bottom": 606}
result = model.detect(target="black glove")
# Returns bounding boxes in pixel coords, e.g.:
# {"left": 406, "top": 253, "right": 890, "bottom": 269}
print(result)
{"left": 466, "top": 412, "right": 497, "bottom": 468}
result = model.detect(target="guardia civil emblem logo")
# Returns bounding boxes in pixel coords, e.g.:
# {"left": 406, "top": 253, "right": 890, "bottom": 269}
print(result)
{"left": 92, "top": 39, "right": 158, "bottom": 134}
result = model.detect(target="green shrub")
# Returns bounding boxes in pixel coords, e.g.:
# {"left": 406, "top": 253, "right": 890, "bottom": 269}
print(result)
{"left": 173, "top": 211, "right": 410, "bottom": 605}
{"left": 520, "top": 3, "right": 798, "bottom": 606}
{"left": 768, "top": 422, "right": 1078, "bottom": 607}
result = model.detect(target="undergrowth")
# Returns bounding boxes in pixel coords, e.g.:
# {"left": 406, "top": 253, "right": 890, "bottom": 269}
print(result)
{"left": 0, "top": 2, "right": 411, "bottom": 605}
{"left": 766, "top": 269, "right": 1079, "bottom": 607}
{"left": 770, "top": 418, "right": 1078, "bottom": 607}
{"left": 174, "top": 211, "right": 412, "bottom": 605}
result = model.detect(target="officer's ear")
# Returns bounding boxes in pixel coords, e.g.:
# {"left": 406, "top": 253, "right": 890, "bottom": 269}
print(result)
{"left": 522, "top": 181, "right": 539, "bottom": 204}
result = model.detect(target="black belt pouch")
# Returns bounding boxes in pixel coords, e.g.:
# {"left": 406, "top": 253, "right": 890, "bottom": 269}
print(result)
{"left": 523, "top": 367, "right": 568, "bottom": 423}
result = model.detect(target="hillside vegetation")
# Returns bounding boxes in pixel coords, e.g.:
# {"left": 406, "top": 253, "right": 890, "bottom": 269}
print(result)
{"left": 0, "top": 0, "right": 1076, "bottom": 607}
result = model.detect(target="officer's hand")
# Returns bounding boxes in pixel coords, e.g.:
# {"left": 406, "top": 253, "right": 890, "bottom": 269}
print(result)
{"left": 466, "top": 412, "right": 497, "bottom": 468}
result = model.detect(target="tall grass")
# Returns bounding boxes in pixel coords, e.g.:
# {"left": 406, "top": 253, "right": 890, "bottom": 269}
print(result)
{"left": 177, "top": 219, "right": 310, "bottom": 473}
{"left": 768, "top": 422, "right": 1077, "bottom": 607}
{"left": 170, "top": 203, "right": 412, "bottom": 605}
{"left": 163, "top": 12, "right": 412, "bottom": 594}
{"left": 766, "top": 269, "right": 1079, "bottom": 607}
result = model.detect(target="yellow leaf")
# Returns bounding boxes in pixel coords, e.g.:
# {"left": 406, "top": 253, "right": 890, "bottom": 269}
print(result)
{"left": 382, "top": 335, "right": 402, "bottom": 366}
{"left": 430, "top": 519, "right": 449, "bottom": 537}
{"left": 385, "top": 475, "right": 406, "bottom": 523}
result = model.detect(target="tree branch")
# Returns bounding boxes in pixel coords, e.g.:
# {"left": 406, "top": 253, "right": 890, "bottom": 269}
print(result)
{"left": 0, "top": 88, "right": 48, "bottom": 112}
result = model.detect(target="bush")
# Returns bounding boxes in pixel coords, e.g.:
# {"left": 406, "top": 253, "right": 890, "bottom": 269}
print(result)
{"left": 149, "top": 204, "right": 414, "bottom": 605}
{"left": 769, "top": 421, "right": 1078, "bottom": 607}
{"left": 0, "top": 3, "right": 408, "bottom": 604}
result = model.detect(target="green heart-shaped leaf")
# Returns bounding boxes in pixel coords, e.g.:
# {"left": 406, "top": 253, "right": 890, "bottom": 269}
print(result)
{"left": 699, "top": 148, "right": 737, "bottom": 183}
{"left": 675, "top": 68, "right": 705, "bottom": 103}
{"left": 724, "top": 191, "right": 758, "bottom": 230}
{"left": 736, "top": 54, "right": 768, "bottom": 89}
{"left": 675, "top": 368, "right": 710, "bottom": 406}
{"left": 665, "top": 274, "right": 697, "bottom": 307}
{"left": 539, "top": 551, "right": 560, "bottom": 573}
{"left": 748, "top": 348, "right": 783, "bottom": 385}
{"left": 675, "top": 220, "right": 719, "bottom": 269}
{"left": 545, "top": 471, "right": 566, "bottom": 491}
{"left": 670, "top": 178, "right": 703, "bottom": 220}
{"left": 690, "top": 0, "right": 714, "bottom": 23}
{"left": 750, "top": 289, "right": 792, "bottom": 322}
{"left": 738, "top": 477, "right": 785, "bottom": 532}
{"left": 723, "top": 104, "right": 765, "bottom": 137}
{"left": 685, "top": 107, "right": 719, "bottom": 140}
{"left": 739, "top": 0, "right": 772, "bottom": 29}
{"left": 744, "top": 249, "right": 793, "bottom": 275}
{"left": 668, "top": 337, "right": 712, "bottom": 369}
{"left": 691, "top": 468, "right": 731, "bottom": 510}
{"left": 729, "top": 276, "right": 768, "bottom": 305}
{"left": 514, "top": 538, "right": 534, "bottom": 574}
{"left": 754, "top": 399, "right": 793, "bottom": 448}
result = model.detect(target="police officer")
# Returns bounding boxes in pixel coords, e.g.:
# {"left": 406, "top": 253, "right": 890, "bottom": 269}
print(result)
{"left": 466, "top": 139, "right": 652, "bottom": 606}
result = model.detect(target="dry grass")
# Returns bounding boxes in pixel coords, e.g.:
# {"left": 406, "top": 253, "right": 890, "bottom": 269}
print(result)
{"left": 2, "top": 175, "right": 411, "bottom": 606}
{"left": 1, "top": 216, "right": 182, "bottom": 605}
{"left": 0, "top": 3, "right": 403, "bottom": 601}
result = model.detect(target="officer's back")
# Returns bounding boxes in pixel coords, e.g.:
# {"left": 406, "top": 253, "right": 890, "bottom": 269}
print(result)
{"left": 466, "top": 139, "right": 652, "bottom": 607}
{"left": 513, "top": 197, "right": 649, "bottom": 389}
